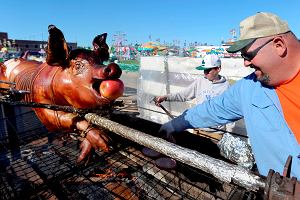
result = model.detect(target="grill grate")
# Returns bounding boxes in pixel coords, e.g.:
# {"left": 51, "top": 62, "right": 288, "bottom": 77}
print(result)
{"left": 0, "top": 107, "right": 256, "bottom": 200}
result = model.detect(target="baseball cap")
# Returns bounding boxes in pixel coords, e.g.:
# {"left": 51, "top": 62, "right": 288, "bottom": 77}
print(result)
{"left": 227, "top": 12, "right": 290, "bottom": 53}
{"left": 196, "top": 54, "right": 221, "bottom": 70}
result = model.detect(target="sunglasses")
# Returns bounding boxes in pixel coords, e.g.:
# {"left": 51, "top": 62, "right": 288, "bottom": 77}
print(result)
{"left": 204, "top": 67, "right": 218, "bottom": 74}
{"left": 241, "top": 38, "right": 274, "bottom": 61}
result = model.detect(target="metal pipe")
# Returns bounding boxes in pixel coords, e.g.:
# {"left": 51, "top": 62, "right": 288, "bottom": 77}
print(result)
{"left": 0, "top": 80, "right": 16, "bottom": 85}
{"left": 159, "top": 104, "right": 175, "bottom": 119}
{"left": 85, "top": 113, "right": 266, "bottom": 191}
{"left": 0, "top": 99, "right": 116, "bottom": 117}
{"left": 150, "top": 98, "right": 247, "bottom": 138}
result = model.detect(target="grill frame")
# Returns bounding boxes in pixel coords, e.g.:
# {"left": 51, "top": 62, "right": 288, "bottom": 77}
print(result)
{"left": 0, "top": 105, "right": 257, "bottom": 200}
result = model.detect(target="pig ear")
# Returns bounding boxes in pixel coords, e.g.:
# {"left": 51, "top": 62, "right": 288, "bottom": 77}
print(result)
{"left": 92, "top": 33, "right": 109, "bottom": 64}
{"left": 93, "top": 33, "right": 107, "bottom": 50}
{"left": 46, "top": 25, "right": 69, "bottom": 67}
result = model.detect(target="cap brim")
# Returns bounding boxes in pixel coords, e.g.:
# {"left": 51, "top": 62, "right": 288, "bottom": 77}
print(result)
{"left": 195, "top": 66, "right": 207, "bottom": 70}
{"left": 196, "top": 66, "right": 217, "bottom": 70}
{"left": 226, "top": 38, "right": 256, "bottom": 53}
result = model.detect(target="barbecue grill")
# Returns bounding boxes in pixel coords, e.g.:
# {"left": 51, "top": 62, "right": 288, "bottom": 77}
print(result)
{"left": 0, "top": 97, "right": 298, "bottom": 199}
{"left": 0, "top": 100, "right": 259, "bottom": 200}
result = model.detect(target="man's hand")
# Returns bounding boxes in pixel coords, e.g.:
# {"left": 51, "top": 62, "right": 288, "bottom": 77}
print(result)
{"left": 158, "top": 112, "right": 192, "bottom": 143}
{"left": 158, "top": 121, "right": 177, "bottom": 143}
{"left": 154, "top": 96, "right": 167, "bottom": 106}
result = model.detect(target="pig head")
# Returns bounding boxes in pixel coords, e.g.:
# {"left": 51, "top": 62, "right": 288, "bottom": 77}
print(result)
{"left": 0, "top": 25, "right": 124, "bottom": 162}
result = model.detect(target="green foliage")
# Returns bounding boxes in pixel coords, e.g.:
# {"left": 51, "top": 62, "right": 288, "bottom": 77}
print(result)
{"left": 118, "top": 62, "right": 140, "bottom": 72}
{"left": 119, "top": 59, "right": 139, "bottom": 65}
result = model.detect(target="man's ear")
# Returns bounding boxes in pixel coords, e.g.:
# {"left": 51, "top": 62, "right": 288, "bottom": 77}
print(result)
{"left": 46, "top": 25, "right": 70, "bottom": 67}
{"left": 273, "top": 36, "right": 287, "bottom": 57}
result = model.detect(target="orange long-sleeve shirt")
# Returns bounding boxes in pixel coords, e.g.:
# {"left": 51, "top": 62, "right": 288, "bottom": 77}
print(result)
{"left": 275, "top": 70, "right": 300, "bottom": 143}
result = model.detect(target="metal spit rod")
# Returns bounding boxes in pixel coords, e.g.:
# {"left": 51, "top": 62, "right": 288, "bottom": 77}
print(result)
{"left": 85, "top": 113, "right": 266, "bottom": 192}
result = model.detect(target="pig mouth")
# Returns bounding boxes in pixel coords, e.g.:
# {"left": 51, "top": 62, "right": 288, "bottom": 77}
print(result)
{"left": 92, "top": 79, "right": 102, "bottom": 96}
{"left": 91, "top": 79, "right": 112, "bottom": 104}
{"left": 91, "top": 77, "right": 124, "bottom": 103}
{"left": 91, "top": 79, "right": 112, "bottom": 102}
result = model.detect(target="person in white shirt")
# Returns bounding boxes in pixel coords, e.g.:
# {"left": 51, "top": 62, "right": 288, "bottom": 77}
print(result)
{"left": 154, "top": 54, "right": 234, "bottom": 134}
{"left": 146, "top": 54, "right": 253, "bottom": 170}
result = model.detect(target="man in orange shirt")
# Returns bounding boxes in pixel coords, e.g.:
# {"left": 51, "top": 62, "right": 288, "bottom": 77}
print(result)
{"left": 158, "top": 12, "right": 300, "bottom": 178}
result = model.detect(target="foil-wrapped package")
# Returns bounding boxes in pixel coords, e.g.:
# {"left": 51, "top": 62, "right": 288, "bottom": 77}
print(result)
{"left": 217, "top": 133, "right": 254, "bottom": 170}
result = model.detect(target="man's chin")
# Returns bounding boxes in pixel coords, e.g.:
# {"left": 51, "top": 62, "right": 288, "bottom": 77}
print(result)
{"left": 256, "top": 74, "right": 270, "bottom": 85}
{"left": 253, "top": 70, "right": 269, "bottom": 84}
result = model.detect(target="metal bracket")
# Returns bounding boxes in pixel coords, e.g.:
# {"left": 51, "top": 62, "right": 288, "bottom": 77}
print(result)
{"left": 264, "top": 155, "right": 300, "bottom": 199}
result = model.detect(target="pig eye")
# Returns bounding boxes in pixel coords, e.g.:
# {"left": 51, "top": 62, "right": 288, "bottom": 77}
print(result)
{"left": 74, "top": 60, "right": 87, "bottom": 75}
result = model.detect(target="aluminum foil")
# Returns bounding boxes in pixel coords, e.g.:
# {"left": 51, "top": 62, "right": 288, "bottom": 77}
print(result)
{"left": 217, "top": 133, "right": 254, "bottom": 170}
{"left": 86, "top": 113, "right": 265, "bottom": 191}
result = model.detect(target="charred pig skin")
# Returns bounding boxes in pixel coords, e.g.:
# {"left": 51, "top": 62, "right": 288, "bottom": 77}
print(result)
{"left": 0, "top": 25, "right": 124, "bottom": 162}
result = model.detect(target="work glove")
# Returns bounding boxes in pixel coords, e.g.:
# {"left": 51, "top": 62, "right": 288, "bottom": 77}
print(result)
{"left": 158, "top": 112, "right": 191, "bottom": 143}
{"left": 158, "top": 120, "right": 176, "bottom": 143}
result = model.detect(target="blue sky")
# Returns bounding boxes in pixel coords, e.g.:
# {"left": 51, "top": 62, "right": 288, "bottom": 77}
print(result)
{"left": 1, "top": 0, "right": 300, "bottom": 47}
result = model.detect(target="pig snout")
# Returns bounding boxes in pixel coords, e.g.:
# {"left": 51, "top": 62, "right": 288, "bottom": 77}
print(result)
{"left": 93, "top": 63, "right": 124, "bottom": 101}
{"left": 102, "top": 63, "right": 122, "bottom": 79}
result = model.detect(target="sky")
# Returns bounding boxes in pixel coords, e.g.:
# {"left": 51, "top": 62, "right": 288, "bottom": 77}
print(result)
{"left": 1, "top": 0, "right": 300, "bottom": 47}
